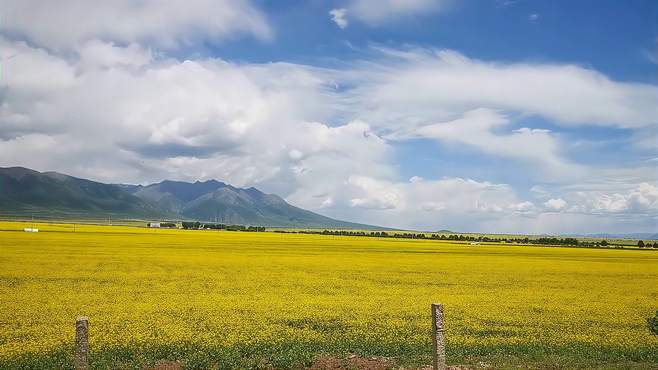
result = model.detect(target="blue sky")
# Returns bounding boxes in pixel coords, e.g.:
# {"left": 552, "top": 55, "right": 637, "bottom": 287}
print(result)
{"left": 214, "top": 1, "right": 658, "bottom": 80}
{"left": 0, "top": 0, "right": 656, "bottom": 233}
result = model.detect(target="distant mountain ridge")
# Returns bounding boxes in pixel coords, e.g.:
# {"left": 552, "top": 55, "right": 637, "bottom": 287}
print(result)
{"left": 564, "top": 233, "right": 658, "bottom": 240}
{"left": 0, "top": 167, "right": 377, "bottom": 229}
{"left": 127, "top": 179, "right": 370, "bottom": 228}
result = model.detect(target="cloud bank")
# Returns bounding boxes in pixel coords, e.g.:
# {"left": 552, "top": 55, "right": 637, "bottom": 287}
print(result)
{"left": 0, "top": 0, "right": 271, "bottom": 50}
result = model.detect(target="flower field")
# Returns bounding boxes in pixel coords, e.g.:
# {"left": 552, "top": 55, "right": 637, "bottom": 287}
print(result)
{"left": 0, "top": 221, "right": 657, "bottom": 369}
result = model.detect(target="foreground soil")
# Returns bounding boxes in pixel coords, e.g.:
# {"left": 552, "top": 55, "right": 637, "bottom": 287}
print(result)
{"left": 309, "top": 356, "right": 478, "bottom": 370}
{"left": 145, "top": 356, "right": 474, "bottom": 370}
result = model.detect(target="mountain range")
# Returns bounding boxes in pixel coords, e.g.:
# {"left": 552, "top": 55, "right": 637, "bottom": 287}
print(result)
{"left": 0, "top": 167, "right": 375, "bottom": 228}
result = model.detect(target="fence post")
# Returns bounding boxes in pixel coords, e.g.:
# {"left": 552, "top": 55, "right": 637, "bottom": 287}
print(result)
{"left": 75, "top": 316, "right": 90, "bottom": 370}
{"left": 432, "top": 303, "right": 446, "bottom": 370}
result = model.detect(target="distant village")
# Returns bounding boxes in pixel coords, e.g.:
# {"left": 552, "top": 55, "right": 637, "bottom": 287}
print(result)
{"left": 147, "top": 221, "right": 266, "bottom": 232}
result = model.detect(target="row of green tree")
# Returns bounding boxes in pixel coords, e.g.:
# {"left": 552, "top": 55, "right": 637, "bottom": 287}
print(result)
{"left": 274, "top": 229, "right": 658, "bottom": 248}
{"left": 181, "top": 221, "right": 265, "bottom": 232}
{"left": 279, "top": 229, "right": 582, "bottom": 245}
{"left": 638, "top": 240, "right": 658, "bottom": 248}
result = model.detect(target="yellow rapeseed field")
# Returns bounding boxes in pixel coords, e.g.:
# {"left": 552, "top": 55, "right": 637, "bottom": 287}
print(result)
{"left": 0, "top": 221, "right": 657, "bottom": 369}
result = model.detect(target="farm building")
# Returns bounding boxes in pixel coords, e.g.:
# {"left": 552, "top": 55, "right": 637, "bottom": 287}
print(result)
{"left": 147, "top": 222, "right": 178, "bottom": 228}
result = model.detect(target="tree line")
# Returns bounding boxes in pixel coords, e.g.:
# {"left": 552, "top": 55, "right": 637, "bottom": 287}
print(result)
{"left": 276, "top": 229, "right": 582, "bottom": 244}
{"left": 273, "top": 229, "right": 657, "bottom": 248}
{"left": 155, "top": 223, "right": 657, "bottom": 248}
{"left": 638, "top": 240, "right": 658, "bottom": 248}
{"left": 181, "top": 221, "right": 265, "bottom": 232}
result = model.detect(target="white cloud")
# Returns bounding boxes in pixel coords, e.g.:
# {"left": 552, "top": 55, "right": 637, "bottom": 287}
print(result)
{"left": 348, "top": 176, "right": 403, "bottom": 210}
{"left": 320, "top": 197, "right": 335, "bottom": 209}
{"left": 0, "top": 38, "right": 76, "bottom": 93}
{"left": 511, "top": 201, "right": 536, "bottom": 213}
{"left": 288, "top": 149, "right": 304, "bottom": 160}
{"left": 420, "top": 201, "right": 446, "bottom": 211}
{"left": 344, "top": 48, "right": 658, "bottom": 130}
{"left": 577, "top": 183, "right": 658, "bottom": 214}
{"left": 77, "top": 40, "right": 154, "bottom": 70}
{"left": 529, "top": 13, "right": 539, "bottom": 21}
{"left": 316, "top": 176, "right": 532, "bottom": 231}
{"left": 329, "top": 8, "right": 349, "bottom": 29}
{"left": 414, "top": 108, "right": 580, "bottom": 178}
{"left": 284, "top": 121, "right": 395, "bottom": 210}
{"left": 0, "top": 0, "right": 271, "bottom": 50}
{"left": 544, "top": 198, "right": 567, "bottom": 211}
{"left": 348, "top": 0, "right": 447, "bottom": 24}
{"left": 0, "top": 38, "right": 340, "bottom": 187}
{"left": 530, "top": 185, "right": 550, "bottom": 197}
{"left": 497, "top": 0, "right": 520, "bottom": 7}
{"left": 335, "top": 179, "right": 657, "bottom": 233}
{"left": 529, "top": 181, "right": 657, "bottom": 219}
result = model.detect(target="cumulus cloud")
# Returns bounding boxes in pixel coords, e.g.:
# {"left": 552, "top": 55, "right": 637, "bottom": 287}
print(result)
{"left": 348, "top": 176, "right": 403, "bottom": 210}
{"left": 311, "top": 176, "right": 534, "bottom": 231}
{"left": 0, "top": 0, "right": 271, "bottom": 50}
{"left": 511, "top": 201, "right": 536, "bottom": 213}
{"left": 329, "top": 8, "right": 349, "bottom": 29}
{"left": 576, "top": 183, "right": 658, "bottom": 214}
{"left": 0, "top": 37, "right": 337, "bottom": 186}
{"left": 321, "top": 178, "right": 657, "bottom": 232}
{"left": 544, "top": 198, "right": 567, "bottom": 211}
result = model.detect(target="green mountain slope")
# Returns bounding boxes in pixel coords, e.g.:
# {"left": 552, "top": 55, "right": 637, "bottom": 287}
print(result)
{"left": 0, "top": 167, "right": 165, "bottom": 218}
{"left": 0, "top": 167, "right": 380, "bottom": 229}
{"left": 130, "top": 180, "right": 373, "bottom": 228}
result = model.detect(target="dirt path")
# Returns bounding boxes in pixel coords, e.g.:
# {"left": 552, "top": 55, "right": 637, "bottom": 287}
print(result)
{"left": 145, "top": 356, "right": 475, "bottom": 370}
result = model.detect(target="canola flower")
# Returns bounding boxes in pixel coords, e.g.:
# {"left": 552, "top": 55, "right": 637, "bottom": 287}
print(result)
{"left": 0, "top": 221, "right": 657, "bottom": 369}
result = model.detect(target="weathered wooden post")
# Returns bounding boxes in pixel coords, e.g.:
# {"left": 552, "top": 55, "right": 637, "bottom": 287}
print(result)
{"left": 432, "top": 303, "right": 446, "bottom": 370}
{"left": 75, "top": 316, "right": 90, "bottom": 370}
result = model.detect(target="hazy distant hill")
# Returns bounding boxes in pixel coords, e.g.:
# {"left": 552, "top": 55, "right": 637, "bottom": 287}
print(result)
{"left": 0, "top": 167, "right": 164, "bottom": 218}
{"left": 0, "top": 167, "right": 376, "bottom": 228}
{"left": 565, "top": 233, "right": 658, "bottom": 240}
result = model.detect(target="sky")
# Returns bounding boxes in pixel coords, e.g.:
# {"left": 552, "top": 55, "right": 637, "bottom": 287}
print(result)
{"left": 0, "top": 0, "right": 656, "bottom": 234}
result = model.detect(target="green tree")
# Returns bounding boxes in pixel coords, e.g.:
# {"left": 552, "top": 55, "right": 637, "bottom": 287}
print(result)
{"left": 638, "top": 240, "right": 645, "bottom": 248}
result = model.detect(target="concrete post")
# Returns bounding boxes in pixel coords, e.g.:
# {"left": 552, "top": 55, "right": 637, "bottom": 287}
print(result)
{"left": 432, "top": 303, "right": 446, "bottom": 370}
{"left": 75, "top": 316, "right": 89, "bottom": 370}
